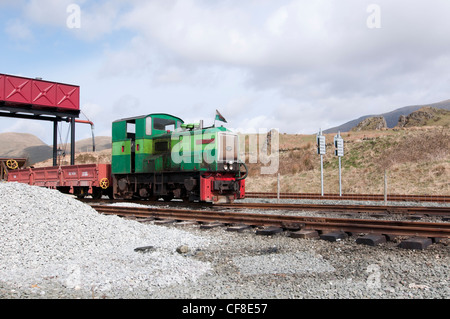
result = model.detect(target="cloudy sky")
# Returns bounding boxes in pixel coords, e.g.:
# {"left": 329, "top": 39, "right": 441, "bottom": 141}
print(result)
{"left": 1, "top": 0, "right": 450, "bottom": 144}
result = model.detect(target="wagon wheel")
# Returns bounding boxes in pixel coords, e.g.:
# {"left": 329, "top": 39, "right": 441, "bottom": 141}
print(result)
{"left": 92, "top": 188, "right": 103, "bottom": 200}
{"left": 6, "top": 159, "right": 18, "bottom": 170}
{"left": 100, "top": 178, "right": 110, "bottom": 189}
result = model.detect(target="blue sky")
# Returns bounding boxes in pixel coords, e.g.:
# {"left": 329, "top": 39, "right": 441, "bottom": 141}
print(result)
{"left": 1, "top": 0, "right": 450, "bottom": 145}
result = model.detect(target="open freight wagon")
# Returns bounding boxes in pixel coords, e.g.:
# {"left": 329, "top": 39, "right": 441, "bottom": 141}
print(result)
{"left": 8, "top": 163, "right": 112, "bottom": 199}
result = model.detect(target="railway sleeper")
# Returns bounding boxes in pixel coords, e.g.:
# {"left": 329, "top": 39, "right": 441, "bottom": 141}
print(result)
{"left": 290, "top": 229, "right": 319, "bottom": 239}
{"left": 356, "top": 234, "right": 387, "bottom": 246}
{"left": 227, "top": 224, "right": 251, "bottom": 232}
{"left": 320, "top": 231, "right": 349, "bottom": 242}
{"left": 398, "top": 237, "right": 433, "bottom": 250}
{"left": 200, "top": 222, "right": 224, "bottom": 229}
{"left": 256, "top": 226, "right": 284, "bottom": 236}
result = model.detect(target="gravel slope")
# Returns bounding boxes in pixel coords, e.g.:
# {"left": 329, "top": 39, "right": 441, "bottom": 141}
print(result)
{"left": 0, "top": 182, "right": 448, "bottom": 299}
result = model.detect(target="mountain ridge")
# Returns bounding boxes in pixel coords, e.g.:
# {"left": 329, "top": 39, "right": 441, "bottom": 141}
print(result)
{"left": 0, "top": 133, "right": 111, "bottom": 165}
{"left": 324, "top": 98, "right": 450, "bottom": 133}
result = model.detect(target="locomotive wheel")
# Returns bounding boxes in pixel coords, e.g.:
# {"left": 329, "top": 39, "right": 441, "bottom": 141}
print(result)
{"left": 115, "top": 178, "right": 133, "bottom": 199}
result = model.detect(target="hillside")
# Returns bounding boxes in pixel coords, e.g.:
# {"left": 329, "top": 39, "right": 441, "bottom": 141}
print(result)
{"left": 0, "top": 134, "right": 112, "bottom": 165}
{"left": 397, "top": 107, "right": 450, "bottom": 128}
{"left": 324, "top": 98, "right": 450, "bottom": 133}
{"left": 33, "top": 149, "right": 112, "bottom": 168}
{"left": 351, "top": 116, "right": 387, "bottom": 131}
{"left": 58, "top": 136, "right": 112, "bottom": 154}
{"left": 245, "top": 125, "right": 449, "bottom": 195}
{"left": 0, "top": 133, "right": 52, "bottom": 164}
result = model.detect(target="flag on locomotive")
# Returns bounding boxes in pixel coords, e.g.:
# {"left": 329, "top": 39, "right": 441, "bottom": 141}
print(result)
{"left": 215, "top": 109, "right": 227, "bottom": 123}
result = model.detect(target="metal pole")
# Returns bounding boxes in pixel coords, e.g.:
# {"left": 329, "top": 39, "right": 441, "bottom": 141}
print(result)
{"left": 70, "top": 117, "right": 76, "bottom": 165}
{"left": 53, "top": 120, "right": 58, "bottom": 167}
{"left": 339, "top": 156, "right": 342, "bottom": 196}
{"left": 320, "top": 154, "right": 324, "bottom": 196}
{"left": 384, "top": 169, "right": 387, "bottom": 205}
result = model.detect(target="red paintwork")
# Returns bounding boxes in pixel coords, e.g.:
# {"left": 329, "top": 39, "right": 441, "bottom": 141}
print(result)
{"left": 0, "top": 74, "right": 3, "bottom": 101}
{"left": 200, "top": 173, "right": 245, "bottom": 203}
{"left": 8, "top": 163, "right": 111, "bottom": 194}
{"left": 0, "top": 73, "right": 79, "bottom": 111}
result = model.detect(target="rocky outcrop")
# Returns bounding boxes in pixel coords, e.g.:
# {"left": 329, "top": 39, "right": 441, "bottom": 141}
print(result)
{"left": 351, "top": 116, "right": 387, "bottom": 131}
{"left": 397, "top": 107, "right": 448, "bottom": 128}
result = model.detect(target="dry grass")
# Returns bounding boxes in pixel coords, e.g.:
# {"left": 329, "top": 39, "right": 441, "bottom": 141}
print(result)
{"left": 245, "top": 126, "right": 450, "bottom": 195}
{"left": 33, "top": 149, "right": 111, "bottom": 168}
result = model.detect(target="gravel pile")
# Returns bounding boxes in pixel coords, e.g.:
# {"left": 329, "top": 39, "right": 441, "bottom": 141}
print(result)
{"left": 0, "top": 183, "right": 448, "bottom": 300}
{"left": 0, "top": 182, "right": 213, "bottom": 298}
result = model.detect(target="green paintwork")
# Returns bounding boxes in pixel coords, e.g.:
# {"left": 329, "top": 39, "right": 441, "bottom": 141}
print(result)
{"left": 111, "top": 140, "right": 132, "bottom": 173}
{"left": 112, "top": 121, "right": 127, "bottom": 142}
{"left": 111, "top": 113, "right": 236, "bottom": 175}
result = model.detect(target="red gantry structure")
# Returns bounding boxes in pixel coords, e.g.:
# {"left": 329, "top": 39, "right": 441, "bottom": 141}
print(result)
{"left": 0, "top": 73, "right": 80, "bottom": 165}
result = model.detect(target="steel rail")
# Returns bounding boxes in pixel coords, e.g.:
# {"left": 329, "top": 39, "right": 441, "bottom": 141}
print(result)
{"left": 245, "top": 192, "right": 450, "bottom": 203}
{"left": 218, "top": 202, "right": 450, "bottom": 217}
{"left": 92, "top": 205, "right": 450, "bottom": 238}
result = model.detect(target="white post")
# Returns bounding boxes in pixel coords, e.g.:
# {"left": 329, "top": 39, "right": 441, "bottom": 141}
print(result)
{"left": 339, "top": 156, "right": 342, "bottom": 197}
{"left": 320, "top": 154, "right": 324, "bottom": 196}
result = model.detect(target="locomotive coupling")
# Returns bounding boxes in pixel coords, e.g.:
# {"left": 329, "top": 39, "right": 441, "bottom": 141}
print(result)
{"left": 213, "top": 180, "right": 239, "bottom": 193}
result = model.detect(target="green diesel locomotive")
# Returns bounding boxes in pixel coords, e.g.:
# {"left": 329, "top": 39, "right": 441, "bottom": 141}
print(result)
{"left": 111, "top": 113, "right": 247, "bottom": 203}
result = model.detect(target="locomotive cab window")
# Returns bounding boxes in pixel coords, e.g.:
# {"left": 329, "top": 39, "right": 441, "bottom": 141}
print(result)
{"left": 153, "top": 117, "right": 177, "bottom": 132}
{"left": 165, "top": 124, "right": 175, "bottom": 132}
{"left": 127, "top": 121, "right": 136, "bottom": 139}
{"left": 146, "top": 117, "right": 152, "bottom": 135}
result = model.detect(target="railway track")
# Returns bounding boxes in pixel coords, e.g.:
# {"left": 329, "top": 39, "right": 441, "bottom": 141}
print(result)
{"left": 246, "top": 192, "right": 450, "bottom": 203}
{"left": 219, "top": 202, "right": 450, "bottom": 217}
{"left": 92, "top": 204, "right": 450, "bottom": 239}
{"left": 80, "top": 198, "right": 450, "bottom": 218}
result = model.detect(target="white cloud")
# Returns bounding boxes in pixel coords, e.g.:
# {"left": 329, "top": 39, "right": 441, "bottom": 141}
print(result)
{"left": 73, "top": 0, "right": 122, "bottom": 40}
{"left": 4, "top": 0, "right": 450, "bottom": 140}
{"left": 5, "top": 19, "right": 32, "bottom": 40}
{"left": 0, "top": 119, "right": 48, "bottom": 140}
{"left": 98, "top": 36, "right": 154, "bottom": 78}
{"left": 266, "top": 6, "right": 289, "bottom": 36}
{"left": 24, "top": 0, "right": 73, "bottom": 27}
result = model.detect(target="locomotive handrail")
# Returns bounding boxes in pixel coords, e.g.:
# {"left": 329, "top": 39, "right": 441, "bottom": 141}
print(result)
{"left": 236, "top": 161, "right": 248, "bottom": 181}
